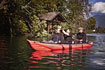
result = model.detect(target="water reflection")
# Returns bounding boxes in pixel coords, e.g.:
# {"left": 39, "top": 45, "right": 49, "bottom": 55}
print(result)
{"left": 0, "top": 36, "right": 32, "bottom": 70}
{"left": 0, "top": 37, "right": 8, "bottom": 70}
{"left": 0, "top": 34, "right": 105, "bottom": 70}
{"left": 87, "top": 34, "right": 105, "bottom": 70}
{"left": 27, "top": 34, "right": 105, "bottom": 70}
{"left": 27, "top": 49, "right": 92, "bottom": 70}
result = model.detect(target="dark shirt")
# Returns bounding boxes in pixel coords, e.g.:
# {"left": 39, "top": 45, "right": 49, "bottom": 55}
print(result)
{"left": 52, "top": 33, "right": 64, "bottom": 43}
{"left": 64, "top": 33, "right": 72, "bottom": 44}
{"left": 77, "top": 32, "right": 86, "bottom": 43}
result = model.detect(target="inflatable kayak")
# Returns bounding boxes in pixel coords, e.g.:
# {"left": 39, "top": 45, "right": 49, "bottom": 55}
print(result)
{"left": 27, "top": 40, "right": 93, "bottom": 51}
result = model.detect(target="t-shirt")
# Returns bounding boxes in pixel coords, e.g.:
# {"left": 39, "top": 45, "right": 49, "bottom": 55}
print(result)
{"left": 52, "top": 33, "right": 64, "bottom": 43}
{"left": 77, "top": 32, "right": 86, "bottom": 42}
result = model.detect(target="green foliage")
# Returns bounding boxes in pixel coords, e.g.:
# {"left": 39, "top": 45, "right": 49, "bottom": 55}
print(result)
{"left": 87, "top": 17, "right": 96, "bottom": 30}
{"left": 31, "top": 15, "right": 48, "bottom": 37}
{"left": 9, "top": 18, "right": 28, "bottom": 36}
{"left": 0, "top": 0, "right": 94, "bottom": 36}
{"left": 61, "top": 22, "right": 72, "bottom": 29}
{"left": 30, "top": 0, "right": 65, "bottom": 14}
{"left": 62, "top": 0, "right": 91, "bottom": 33}
{"left": 50, "top": 24, "right": 58, "bottom": 33}
{"left": 16, "top": 20, "right": 28, "bottom": 35}
{"left": 96, "top": 27, "right": 105, "bottom": 33}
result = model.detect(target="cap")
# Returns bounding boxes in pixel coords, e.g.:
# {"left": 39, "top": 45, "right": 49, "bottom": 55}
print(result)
{"left": 78, "top": 27, "right": 84, "bottom": 30}
{"left": 58, "top": 26, "right": 62, "bottom": 29}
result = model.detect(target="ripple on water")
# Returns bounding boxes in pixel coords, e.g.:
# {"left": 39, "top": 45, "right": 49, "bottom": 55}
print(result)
{"left": 27, "top": 49, "right": 93, "bottom": 70}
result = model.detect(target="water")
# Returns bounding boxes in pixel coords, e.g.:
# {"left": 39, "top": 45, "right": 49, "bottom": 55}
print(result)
{"left": 0, "top": 34, "right": 105, "bottom": 70}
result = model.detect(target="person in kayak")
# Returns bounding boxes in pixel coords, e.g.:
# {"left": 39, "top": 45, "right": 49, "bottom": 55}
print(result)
{"left": 63, "top": 28, "right": 72, "bottom": 44}
{"left": 52, "top": 29, "right": 64, "bottom": 44}
{"left": 42, "top": 26, "right": 64, "bottom": 44}
{"left": 76, "top": 27, "right": 86, "bottom": 43}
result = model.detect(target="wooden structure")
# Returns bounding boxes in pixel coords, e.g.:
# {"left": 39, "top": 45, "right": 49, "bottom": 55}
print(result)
{"left": 39, "top": 12, "right": 66, "bottom": 33}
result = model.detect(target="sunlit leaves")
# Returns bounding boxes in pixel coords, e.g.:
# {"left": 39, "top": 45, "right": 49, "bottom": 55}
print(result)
{"left": 31, "top": 15, "right": 47, "bottom": 37}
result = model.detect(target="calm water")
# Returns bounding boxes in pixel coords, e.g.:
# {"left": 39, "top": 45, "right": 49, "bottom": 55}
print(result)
{"left": 0, "top": 34, "right": 105, "bottom": 70}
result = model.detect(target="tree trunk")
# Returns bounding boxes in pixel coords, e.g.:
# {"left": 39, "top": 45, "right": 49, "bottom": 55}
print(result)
{"left": 9, "top": 17, "right": 13, "bottom": 37}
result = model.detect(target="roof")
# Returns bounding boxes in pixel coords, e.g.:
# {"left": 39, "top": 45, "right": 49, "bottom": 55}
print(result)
{"left": 39, "top": 12, "right": 66, "bottom": 22}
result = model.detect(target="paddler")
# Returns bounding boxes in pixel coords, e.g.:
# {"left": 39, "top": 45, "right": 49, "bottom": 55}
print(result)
{"left": 63, "top": 28, "right": 72, "bottom": 44}
{"left": 76, "top": 27, "right": 86, "bottom": 43}
{"left": 52, "top": 26, "right": 64, "bottom": 44}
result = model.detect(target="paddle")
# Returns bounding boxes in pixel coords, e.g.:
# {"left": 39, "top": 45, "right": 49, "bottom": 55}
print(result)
{"left": 69, "top": 40, "right": 72, "bottom": 51}
{"left": 60, "top": 29, "right": 65, "bottom": 50}
{"left": 59, "top": 38, "right": 64, "bottom": 50}
{"left": 81, "top": 40, "right": 83, "bottom": 49}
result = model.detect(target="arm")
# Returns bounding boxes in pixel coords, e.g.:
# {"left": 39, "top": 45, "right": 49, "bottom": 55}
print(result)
{"left": 62, "top": 30, "right": 69, "bottom": 36}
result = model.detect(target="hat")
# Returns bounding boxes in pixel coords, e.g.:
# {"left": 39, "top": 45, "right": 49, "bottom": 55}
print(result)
{"left": 58, "top": 25, "right": 62, "bottom": 29}
{"left": 78, "top": 27, "right": 84, "bottom": 30}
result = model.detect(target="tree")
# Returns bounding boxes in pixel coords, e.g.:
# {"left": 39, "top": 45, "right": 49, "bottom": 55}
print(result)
{"left": 62, "top": 0, "right": 91, "bottom": 33}
{"left": 0, "top": 0, "right": 7, "bottom": 10}
{"left": 87, "top": 17, "right": 96, "bottom": 30}
{"left": 96, "top": 27, "right": 105, "bottom": 33}
{"left": 0, "top": 0, "right": 91, "bottom": 36}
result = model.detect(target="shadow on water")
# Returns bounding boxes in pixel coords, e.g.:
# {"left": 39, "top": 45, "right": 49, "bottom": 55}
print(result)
{"left": 0, "top": 36, "right": 32, "bottom": 70}
{"left": 0, "top": 34, "right": 105, "bottom": 70}
{"left": 0, "top": 37, "right": 8, "bottom": 70}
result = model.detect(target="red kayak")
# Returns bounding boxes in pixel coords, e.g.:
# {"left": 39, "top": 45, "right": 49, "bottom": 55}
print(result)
{"left": 27, "top": 40, "right": 93, "bottom": 51}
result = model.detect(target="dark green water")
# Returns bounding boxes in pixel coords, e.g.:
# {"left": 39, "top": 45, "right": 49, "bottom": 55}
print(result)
{"left": 0, "top": 34, "right": 105, "bottom": 70}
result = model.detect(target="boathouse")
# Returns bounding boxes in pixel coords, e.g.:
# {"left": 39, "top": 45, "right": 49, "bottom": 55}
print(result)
{"left": 39, "top": 12, "right": 66, "bottom": 33}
